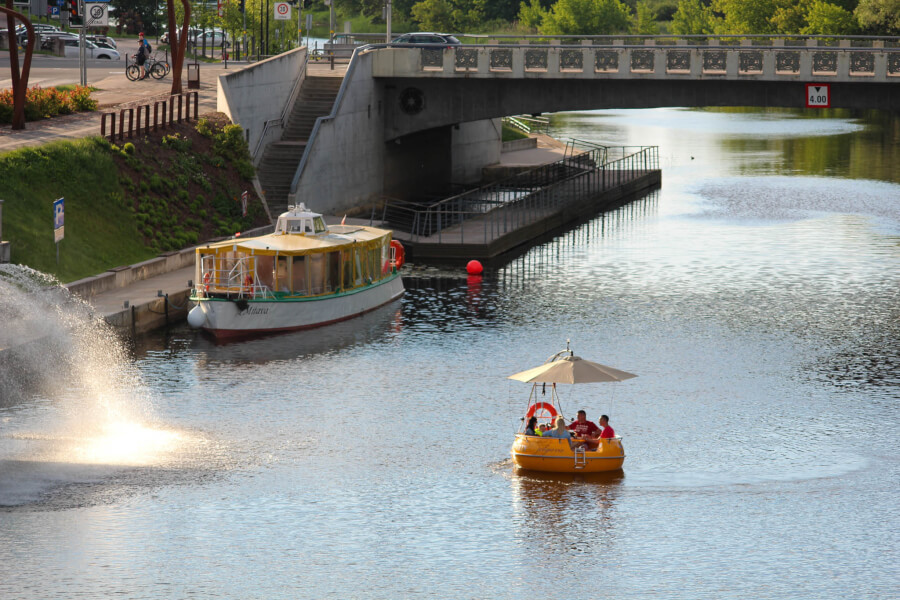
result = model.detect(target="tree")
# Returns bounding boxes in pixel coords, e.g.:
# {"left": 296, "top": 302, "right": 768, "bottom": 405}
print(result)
{"left": 632, "top": 0, "right": 660, "bottom": 34}
{"left": 518, "top": 0, "right": 547, "bottom": 30}
{"left": 854, "top": 0, "right": 900, "bottom": 34}
{"left": 113, "top": 0, "right": 164, "bottom": 34}
{"left": 771, "top": 0, "right": 812, "bottom": 33}
{"left": 711, "top": 0, "right": 778, "bottom": 33}
{"left": 410, "top": 0, "right": 455, "bottom": 30}
{"left": 803, "top": 1, "right": 858, "bottom": 34}
{"left": 670, "top": 0, "right": 714, "bottom": 34}
{"left": 541, "top": 0, "right": 633, "bottom": 36}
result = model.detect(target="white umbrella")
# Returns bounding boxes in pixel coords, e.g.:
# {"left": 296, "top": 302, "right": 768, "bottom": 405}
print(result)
{"left": 508, "top": 351, "right": 636, "bottom": 384}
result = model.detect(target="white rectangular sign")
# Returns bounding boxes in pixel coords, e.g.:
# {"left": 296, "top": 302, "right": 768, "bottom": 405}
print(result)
{"left": 274, "top": 2, "right": 291, "bottom": 20}
{"left": 84, "top": 3, "right": 109, "bottom": 27}
{"left": 806, "top": 83, "right": 830, "bottom": 108}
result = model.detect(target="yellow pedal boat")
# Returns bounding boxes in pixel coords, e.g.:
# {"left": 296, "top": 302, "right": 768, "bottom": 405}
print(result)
{"left": 508, "top": 342, "right": 636, "bottom": 474}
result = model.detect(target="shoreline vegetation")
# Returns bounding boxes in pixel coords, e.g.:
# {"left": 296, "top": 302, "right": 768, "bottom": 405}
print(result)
{"left": 0, "top": 114, "right": 266, "bottom": 282}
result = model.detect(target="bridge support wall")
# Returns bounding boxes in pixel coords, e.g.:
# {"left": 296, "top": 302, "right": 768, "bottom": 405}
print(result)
{"left": 288, "top": 52, "right": 502, "bottom": 214}
{"left": 217, "top": 47, "right": 307, "bottom": 161}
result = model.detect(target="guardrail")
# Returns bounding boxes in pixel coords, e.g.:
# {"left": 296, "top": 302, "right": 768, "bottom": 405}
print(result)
{"left": 383, "top": 143, "right": 658, "bottom": 245}
{"left": 366, "top": 35, "right": 900, "bottom": 81}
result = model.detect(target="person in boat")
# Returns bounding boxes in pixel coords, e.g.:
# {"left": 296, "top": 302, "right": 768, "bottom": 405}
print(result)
{"left": 598, "top": 415, "right": 616, "bottom": 439}
{"left": 567, "top": 410, "right": 601, "bottom": 439}
{"left": 524, "top": 416, "right": 540, "bottom": 436}
{"left": 543, "top": 416, "right": 574, "bottom": 447}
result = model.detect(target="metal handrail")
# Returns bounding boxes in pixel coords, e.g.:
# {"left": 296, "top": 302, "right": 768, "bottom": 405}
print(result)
{"left": 251, "top": 48, "right": 310, "bottom": 162}
{"left": 387, "top": 146, "right": 658, "bottom": 243}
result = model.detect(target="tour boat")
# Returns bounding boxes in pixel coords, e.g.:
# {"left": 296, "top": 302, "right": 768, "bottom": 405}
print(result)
{"left": 187, "top": 204, "right": 405, "bottom": 340}
{"left": 508, "top": 344, "right": 636, "bottom": 474}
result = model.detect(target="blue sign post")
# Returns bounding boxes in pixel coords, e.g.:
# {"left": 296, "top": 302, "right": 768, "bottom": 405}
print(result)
{"left": 53, "top": 197, "right": 64, "bottom": 264}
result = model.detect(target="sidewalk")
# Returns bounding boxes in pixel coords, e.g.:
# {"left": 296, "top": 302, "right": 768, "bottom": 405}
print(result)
{"left": 0, "top": 58, "right": 237, "bottom": 153}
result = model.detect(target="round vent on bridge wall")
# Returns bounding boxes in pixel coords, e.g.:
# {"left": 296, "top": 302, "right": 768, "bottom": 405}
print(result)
{"left": 399, "top": 87, "right": 425, "bottom": 115}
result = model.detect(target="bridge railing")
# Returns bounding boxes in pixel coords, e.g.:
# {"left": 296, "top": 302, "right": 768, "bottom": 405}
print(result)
{"left": 366, "top": 35, "right": 900, "bottom": 80}
{"left": 385, "top": 145, "right": 659, "bottom": 245}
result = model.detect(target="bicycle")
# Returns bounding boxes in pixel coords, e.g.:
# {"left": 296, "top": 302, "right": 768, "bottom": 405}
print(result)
{"left": 125, "top": 54, "right": 168, "bottom": 81}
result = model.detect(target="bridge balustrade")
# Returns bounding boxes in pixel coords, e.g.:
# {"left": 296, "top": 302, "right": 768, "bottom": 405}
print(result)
{"left": 370, "top": 35, "right": 900, "bottom": 81}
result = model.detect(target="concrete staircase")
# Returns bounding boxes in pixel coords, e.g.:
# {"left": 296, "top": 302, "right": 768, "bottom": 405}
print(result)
{"left": 257, "top": 75, "right": 344, "bottom": 215}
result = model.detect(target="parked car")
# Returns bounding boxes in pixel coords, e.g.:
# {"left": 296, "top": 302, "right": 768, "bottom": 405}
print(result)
{"left": 40, "top": 32, "right": 78, "bottom": 50}
{"left": 62, "top": 39, "right": 121, "bottom": 60}
{"left": 86, "top": 35, "right": 117, "bottom": 49}
{"left": 195, "top": 31, "right": 229, "bottom": 48}
{"left": 390, "top": 32, "right": 460, "bottom": 46}
{"left": 12, "top": 23, "right": 60, "bottom": 45}
{"left": 159, "top": 28, "right": 202, "bottom": 45}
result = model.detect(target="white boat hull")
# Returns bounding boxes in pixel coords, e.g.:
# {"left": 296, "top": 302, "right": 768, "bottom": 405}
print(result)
{"left": 194, "top": 274, "right": 404, "bottom": 340}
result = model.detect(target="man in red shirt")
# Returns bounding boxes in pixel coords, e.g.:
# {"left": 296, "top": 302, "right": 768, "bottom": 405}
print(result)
{"left": 598, "top": 415, "right": 616, "bottom": 438}
{"left": 567, "top": 410, "right": 601, "bottom": 439}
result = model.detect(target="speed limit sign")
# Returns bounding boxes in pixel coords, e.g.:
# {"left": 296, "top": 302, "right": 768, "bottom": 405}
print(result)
{"left": 274, "top": 2, "right": 291, "bottom": 20}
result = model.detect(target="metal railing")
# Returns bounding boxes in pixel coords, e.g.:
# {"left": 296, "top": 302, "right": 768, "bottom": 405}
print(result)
{"left": 197, "top": 255, "right": 274, "bottom": 300}
{"left": 503, "top": 114, "right": 550, "bottom": 134}
{"left": 383, "top": 143, "right": 658, "bottom": 245}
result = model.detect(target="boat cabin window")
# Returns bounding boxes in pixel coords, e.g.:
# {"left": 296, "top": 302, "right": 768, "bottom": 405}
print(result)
{"left": 308, "top": 251, "right": 339, "bottom": 294}
{"left": 276, "top": 256, "right": 290, "bottom": 292}
{"left": 354, "top": 247, "right": 364, "bottom": 285}
{"left": 313, "top": 217, "right": 326, "bottom": 233}
{"left": 342, "top": 250, "right": 353, "bottom": 290}
{"left": 292, "top": 256, "right": 308, "bottom": 295}
{"left": 257, "top": 256, "right": 275, "bottom": 291}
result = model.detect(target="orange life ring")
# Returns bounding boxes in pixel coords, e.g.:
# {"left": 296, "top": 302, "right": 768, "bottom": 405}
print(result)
{"left": 390, "top": 240, "right": 405, "bottom": 269}
{"left": 203, "top": 271, "right": 211, "bottom": 292}
{"left": 525, "top": 402, "right": 558, "bottom": 420}
{"left": 243, "top": 275, "right": 253, "bottom": 296}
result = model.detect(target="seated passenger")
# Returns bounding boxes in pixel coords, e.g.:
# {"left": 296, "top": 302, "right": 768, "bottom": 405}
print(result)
{"left": 567, "top": 409, "right": 601, "bottom": 439}
{"left": 524, "top": 416, "right": 539, "bottom": 436}
{"left": 543, "top": 416, "right": 573, "bottom": 447}
{"left": 598, "top": 414, "right": 616, "bottom": 439}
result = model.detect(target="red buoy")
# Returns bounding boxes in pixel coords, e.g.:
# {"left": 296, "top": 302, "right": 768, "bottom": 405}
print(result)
{"left": 466, "top": 260, "right": 483, "bottom": 275}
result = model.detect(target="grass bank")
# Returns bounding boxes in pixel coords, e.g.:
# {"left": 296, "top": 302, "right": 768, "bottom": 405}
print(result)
{"left": 0, "top": 114, "right": 267, "bottom": 283}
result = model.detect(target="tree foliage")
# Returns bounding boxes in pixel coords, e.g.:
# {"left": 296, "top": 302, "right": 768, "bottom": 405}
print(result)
{"left": 711, "top": 0, "right": 778, "bottom": 34}
{"left": 854, "top": 0, "right": 900, "bottom": 34}
{"left": 803, "top": 1, "right": 858, "bottom": 34}
{"left": 670, "top": 0, "right": 714, "bottom": 34}
{"left": 540, "top": 0, "right": 633, "bottom": 35}
{"left": 518, "top": 0, "right": 548, "bottom": 31}
{"left": 632, "top": 0, "right": 660, "bottom": 33}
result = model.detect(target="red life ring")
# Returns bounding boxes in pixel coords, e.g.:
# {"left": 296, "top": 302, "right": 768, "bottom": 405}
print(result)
{"left": 525, "top": 402, "right": 558, "bottom": 420}
{"left": 390, "top": 240, "right": 405, "bottom": 269}
{"left": 203, "top": 271, "right": 211, "bottom": 292}
{"left": 243, "top": 275, "right": 253, "bottom": 296}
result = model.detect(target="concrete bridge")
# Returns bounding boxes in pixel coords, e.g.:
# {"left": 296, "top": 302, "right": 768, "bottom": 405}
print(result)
{"left": 216, "top": 35, "right": 899, "bottom": 216}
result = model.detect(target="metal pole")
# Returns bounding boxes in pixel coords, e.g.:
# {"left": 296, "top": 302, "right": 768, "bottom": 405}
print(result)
{"left": 78, "top": 0, "right": 86, "bottom": 86}
{"left": 385, "top": 0, "right": 391, "bottom": 43}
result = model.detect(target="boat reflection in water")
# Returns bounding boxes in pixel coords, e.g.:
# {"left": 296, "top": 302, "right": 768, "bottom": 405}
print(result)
{"left": 185, "top": 301, "right": 404, "bottom": 366}
{"left": 510, "top": 468, "right": 624, "bottom": 554}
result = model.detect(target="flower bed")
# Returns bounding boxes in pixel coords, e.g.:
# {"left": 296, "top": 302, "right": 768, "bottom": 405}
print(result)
{"left": 0, "top": 85, "right": 97, "bottom": 124}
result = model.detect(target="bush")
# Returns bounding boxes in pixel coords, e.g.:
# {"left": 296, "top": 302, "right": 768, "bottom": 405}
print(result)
{"left": 0, "top": 85, "right": 97, "bottom": 124}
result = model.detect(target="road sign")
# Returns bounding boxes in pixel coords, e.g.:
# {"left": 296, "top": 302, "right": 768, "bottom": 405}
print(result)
{"left": 806, "top": 83, "right": 830, "bottom": 108}
{"left": 306, "top": 13, "right": 312, "bottom": 30}
{"left": 53, "top": 198, "right": 65, "bottom": 243}
{"left": 217, "top": 0, "right": 224, "bottom": 17}
{"left": 84, "top": 3, "right": 108, "bottom": 26}
{"left": 241, "top": 190, "right": 249, "bottom": 217}
{"left": 274, "top": 2, "right": 291, "bottom": 19}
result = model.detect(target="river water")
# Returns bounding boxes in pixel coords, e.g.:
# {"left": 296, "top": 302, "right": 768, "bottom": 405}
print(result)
{"left": 1, "top": 108, "right": 898, "bottom": 599}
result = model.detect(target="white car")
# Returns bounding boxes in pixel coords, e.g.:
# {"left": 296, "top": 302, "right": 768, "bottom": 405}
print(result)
{"left": 63, "top": 38, "right": 121, "bottom": 60}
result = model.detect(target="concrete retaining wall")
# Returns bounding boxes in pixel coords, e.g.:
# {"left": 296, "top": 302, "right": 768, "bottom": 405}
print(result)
{"left": 217, "top": 48, "right": 307, "bottom": 162}
{"left": 66, "top": 248, "right": 196, "bottom": 299}
{"left": 502, "top": 137, "right": 537, "bottom": 153}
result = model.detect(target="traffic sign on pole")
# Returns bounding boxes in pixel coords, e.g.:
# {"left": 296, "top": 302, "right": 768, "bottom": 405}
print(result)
{"left": 274, "top": 2, "right": 291, "bottom": 20}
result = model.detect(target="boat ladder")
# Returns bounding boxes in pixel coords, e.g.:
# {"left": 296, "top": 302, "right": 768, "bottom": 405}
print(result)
{"left": 573, "top": 446, "right": 587, "bottom": 469}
